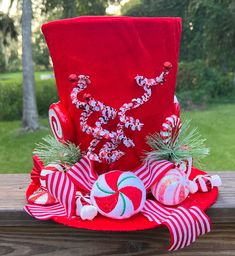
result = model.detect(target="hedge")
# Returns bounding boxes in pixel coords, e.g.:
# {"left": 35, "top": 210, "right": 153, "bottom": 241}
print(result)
{"left": 0, "top": 79, "right": 58, "bottom": 121}
{"left": 176, "top": 60, "right": 235, "bottom": 108}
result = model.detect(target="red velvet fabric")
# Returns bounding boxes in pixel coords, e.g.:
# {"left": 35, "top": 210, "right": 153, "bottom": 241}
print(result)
{"left": 42, "top": 16, "right": 182, "bottom": 173}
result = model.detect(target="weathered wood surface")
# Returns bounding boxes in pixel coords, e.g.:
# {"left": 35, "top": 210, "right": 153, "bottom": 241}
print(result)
{"left": 0, "top": 172, "right": 234, "bottom": 256}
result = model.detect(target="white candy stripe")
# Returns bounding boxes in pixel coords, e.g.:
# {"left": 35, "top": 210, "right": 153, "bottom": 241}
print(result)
{"left": 173, "top": 209, "right": 191, "bottom": 249}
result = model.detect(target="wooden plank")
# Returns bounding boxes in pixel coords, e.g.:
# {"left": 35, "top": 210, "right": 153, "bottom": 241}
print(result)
{"left": 0, "top": 172, "right": 234, "bottom": 255}
{"left": 0, "top": 224, "right": 235, "bottom": 255}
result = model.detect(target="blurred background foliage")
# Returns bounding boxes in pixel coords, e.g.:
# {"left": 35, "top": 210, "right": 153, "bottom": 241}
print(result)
{"left": 0, "top": 0, "right": 234, "bottom": 120}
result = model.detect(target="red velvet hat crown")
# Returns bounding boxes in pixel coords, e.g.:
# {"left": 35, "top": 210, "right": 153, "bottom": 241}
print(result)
{"left": 42, "top": 16, "right": 182, "bottom": 173}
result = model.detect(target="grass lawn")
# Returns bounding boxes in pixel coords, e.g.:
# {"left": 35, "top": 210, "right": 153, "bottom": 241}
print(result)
{"left": 0, "top": 71, "right": 54, "bottom": 83}
{"left": 0, "top": 119, "right": 51, "bottom": 173}
{"left": 0, "top": 104, "right": 234, "bottom": 173}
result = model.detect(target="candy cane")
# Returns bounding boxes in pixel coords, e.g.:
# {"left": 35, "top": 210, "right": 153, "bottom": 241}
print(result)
{"left": 160, "top": 114, "right": 182, "bottom": 145}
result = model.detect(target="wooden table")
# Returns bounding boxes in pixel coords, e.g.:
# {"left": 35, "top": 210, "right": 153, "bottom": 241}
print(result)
{"left": 0, "top": 172, "right": 234, "bottom": 256}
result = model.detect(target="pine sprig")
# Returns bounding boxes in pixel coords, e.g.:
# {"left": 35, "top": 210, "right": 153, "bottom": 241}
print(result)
{"left": 33, "top": 136, "right": 81, "bottom": 166}
{"left": 145, "top": 119, "right": 209, "bottom": 164}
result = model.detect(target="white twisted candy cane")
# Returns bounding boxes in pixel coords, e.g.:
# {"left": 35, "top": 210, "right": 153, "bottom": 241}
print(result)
{"left": 70, "top": 62, "right": 172, "bottom": 163}
{"left": 160, "top": 114, "right": 182, "bottom": 145}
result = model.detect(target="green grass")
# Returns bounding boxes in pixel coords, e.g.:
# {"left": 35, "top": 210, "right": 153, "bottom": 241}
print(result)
{"left": 0, "top": 119, "right": 51, "bottom": 173}
{"left": 0, "top": 71, "right": 54, "bottom": 81}
{"left": 0, "top": 104, "right": 234, "bottom": 173}
{"left": 182, "top": 104, "right": 235, "bottom": 171}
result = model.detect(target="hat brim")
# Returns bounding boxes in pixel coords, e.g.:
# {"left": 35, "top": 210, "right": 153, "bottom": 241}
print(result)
{"left": 26, "top": 167, "right": 218, "bottom": 231}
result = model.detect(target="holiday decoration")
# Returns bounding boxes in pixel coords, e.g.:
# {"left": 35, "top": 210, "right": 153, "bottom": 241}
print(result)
{"left": 75, "top": 192, "right": 98, "bottom": 220}
{"left": 33, "top": 136, "right": 81, "bottom": 166}
{"left": 28, "top": 187, "right": 57, "bottom": 205}
{"left": 151, "top": 168, "right": 197, "bottom": 206}
{"left": 23, "top": 16, "right": 221, "bottom": 253}
{"left": 40, "top": 163, "right": 65, "bottom": 187}
{"left": 194, "top": 174, "right": 222, "bottom": 192}
{"left": 69, "top": 62, "right": 171, "bottom": 164}
{"left": 49, "top": 103, "right": 76, "bottom": 143}
{"left": 90, "top": 171, "right": 146, "bottom": 219}
{"left": 146, "top": 117, "right": 209, "bottom": 164}
{"left": 160, "top": 114, "right": 182, "bottom": 145}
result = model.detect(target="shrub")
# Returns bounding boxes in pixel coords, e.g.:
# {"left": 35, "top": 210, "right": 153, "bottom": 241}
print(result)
{"left": 0, "top": 79, "right": 58, "bottom": 121}
{"left": 176, "top": 60, "right": 234, "bottom": 108}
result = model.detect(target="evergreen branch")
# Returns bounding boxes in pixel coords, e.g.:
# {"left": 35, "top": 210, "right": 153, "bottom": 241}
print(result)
{"left": 33, "top": 136, "right": 81, "bottom": 166}
{"left": 145, "top": 119, "right": 209, "bottom": 164}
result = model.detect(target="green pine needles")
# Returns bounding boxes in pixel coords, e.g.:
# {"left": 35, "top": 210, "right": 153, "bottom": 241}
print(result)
{"left": 145, "top": 119, "right": 209, "bottom": 164}
{"left": 33, "top": 136, "right": 81, "bottom": 166}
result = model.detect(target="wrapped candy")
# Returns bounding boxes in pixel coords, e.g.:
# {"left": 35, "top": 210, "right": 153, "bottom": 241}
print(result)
{"left": 193, "top": 174, "right": 222, "bottom": 192}
{"left": 28, "top": 187, "right": 57, "bottom": 205}
{"left": 151, "top": 168, "right": 197, "bottom": 206}
{"left": 90, "top": 170, "right": 146, "bottom": 219}
{"left": 75, "top": 192, "right": 98, "bottom": 220}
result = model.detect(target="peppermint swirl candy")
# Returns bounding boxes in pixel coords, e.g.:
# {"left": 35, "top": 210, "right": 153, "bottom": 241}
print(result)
{"left": 90, "top": 171, "right": 146, "bottom": 219}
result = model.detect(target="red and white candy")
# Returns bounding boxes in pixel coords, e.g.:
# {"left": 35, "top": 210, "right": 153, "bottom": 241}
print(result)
{"left": 28, "top": 188, "right": 57, "bottom": 205}
{"left": 160, "top": 114, "right": 182, "bottom": 145}
{"left": 151, "top": 168, "right": 197, "bottom": 206}
{"left": 90, "top": 170, "right": 146, "bottom": 219}
{"left": 193, "top": 174, "right": 222, "bottom": 192}
{"left": 75, "top": 192, "right": 98, "bottom": 220}
{"left": 49, "top": 102, "right": 76, "bottom": 143}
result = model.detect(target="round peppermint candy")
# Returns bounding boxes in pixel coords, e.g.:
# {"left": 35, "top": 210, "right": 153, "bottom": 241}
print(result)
{"left": 90, "top": 171, "right": 146, "bottom": 219}
{"left": 151, "top": 168, "right": 196, "bottom": 206}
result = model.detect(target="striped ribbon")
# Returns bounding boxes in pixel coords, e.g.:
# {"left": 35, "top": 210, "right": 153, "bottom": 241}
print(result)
{"left": 25, "top": 155, "right": 212, "bottom": 251}
{"left": 67, "top": 156, "right": 98, "bottom": 191}
{"left": 25, "top": 156, "right": 94, "bottom": 220}
{"left": 141, "top": 200, "right": 211, "bottom": 251}
{"left": 133, "top": 159, "right": 175, "bottom": 190}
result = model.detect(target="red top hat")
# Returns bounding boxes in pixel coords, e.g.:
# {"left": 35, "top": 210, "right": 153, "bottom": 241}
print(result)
{"left": 42, "top": 16, "right": 181, "bottom": 172}
{"left": 24, "top": 17, "right": 220, "bottom": 252}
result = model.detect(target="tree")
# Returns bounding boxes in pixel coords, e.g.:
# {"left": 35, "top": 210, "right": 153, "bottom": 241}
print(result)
{"left": 33, "top": 30, "right": 51, "bottom": 70}
{"left": 22, "top": 0, "right": 39, "bottom": 130}
{"left": 0, "top": 12, "right": 18, "bottom": 72}
{"left": 42, "top": 0, "right": 112, "bottom": 18}
{"left": 122, "top": 0, "right": 235, "bottom": 70}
